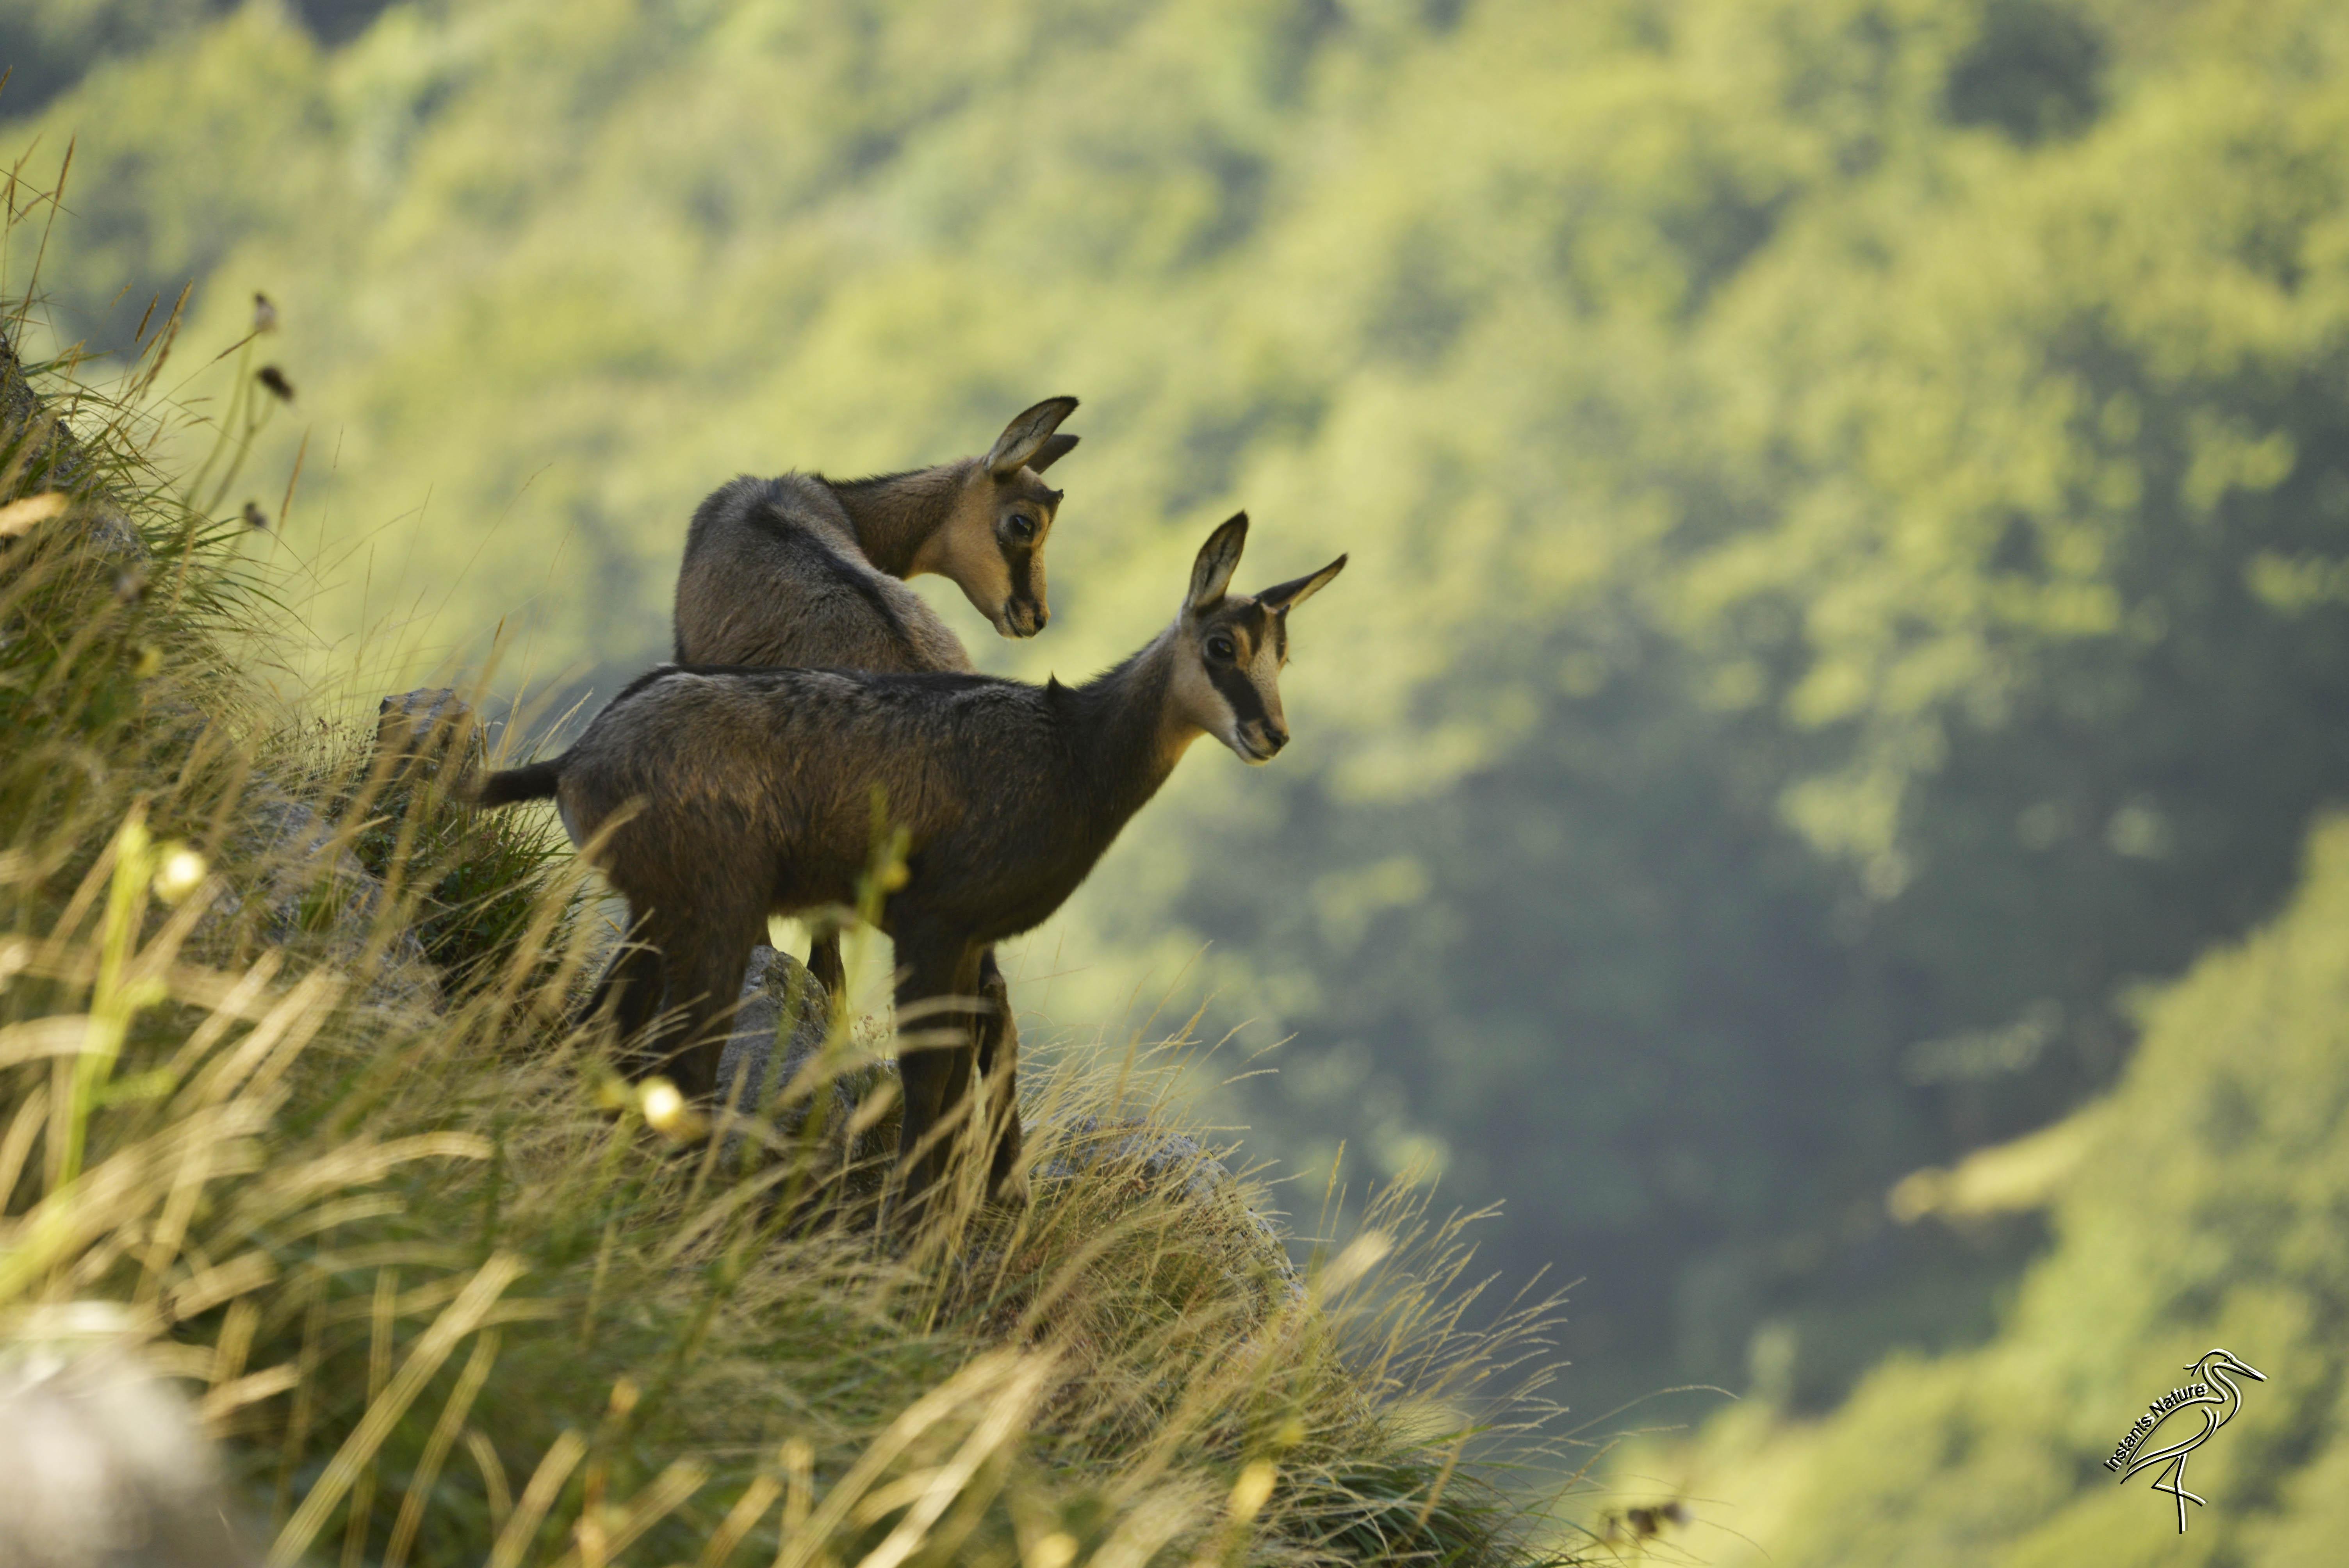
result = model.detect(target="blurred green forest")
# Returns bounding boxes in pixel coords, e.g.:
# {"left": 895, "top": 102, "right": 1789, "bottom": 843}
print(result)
{"left": 9, "top": 0, "right": 2349, "bottom": 1459}
{"left": 1652, "top": 817, "right": 2349, "bottom": 1566}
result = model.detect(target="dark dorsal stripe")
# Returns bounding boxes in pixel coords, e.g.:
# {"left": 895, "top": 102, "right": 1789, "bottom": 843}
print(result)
{"left": 754, "top": 498, "right": 922, "bottom": 663}
{"left": 608, "top": 662, "right": 686, "bottom": 712}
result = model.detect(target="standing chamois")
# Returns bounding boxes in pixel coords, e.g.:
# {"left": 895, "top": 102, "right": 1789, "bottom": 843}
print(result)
{"left": 480, "top": 513, "right": 1344, "bottom": 1210}
{"left": 672, "top": 395, "right": 1081, "bottom": 1023}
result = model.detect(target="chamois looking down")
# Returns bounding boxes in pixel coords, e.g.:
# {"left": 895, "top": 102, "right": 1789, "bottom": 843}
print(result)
{"left": 478, "top": 513, "right": 1345, "bottom": 1212}
{"left": 673, "top": 394, "right": 1080, "bottom": 670}
{"left": 671, "top": 395, "right": 1081, "bottom": 1017}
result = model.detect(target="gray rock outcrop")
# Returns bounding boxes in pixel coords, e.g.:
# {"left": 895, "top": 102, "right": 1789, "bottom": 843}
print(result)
{"left": 374, "top": 688, "right": 485, "bottom": 796}
{"left": 0, "top": 1311, "right": 252, "bottom": 1568}
{"left": 0, "top": 327, "right": 147, "bottom": 561}
{"left": 711, "top": 946, "right": 899, "bottom": 1174}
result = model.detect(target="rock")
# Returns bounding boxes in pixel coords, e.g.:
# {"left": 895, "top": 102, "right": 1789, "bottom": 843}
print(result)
{"left": 1035, "top": 1115, "right": 1302, "bottom": 1301}
{"left": 374, "top": 688, "right": 484, "bottom": 795}
{"left": 1033, "top": 1116, "right": 1235, "bottom": 1201}
{"left": 0, "top": 1307, "right": 252, "bottom": 1568}
{"left": 715, "top": 944, "right": 835, "bottom": 1120}
{"left": 210, "top": 787, "right": 440, "bottom": 1013}
{"left": 0, "top": 328, "right": 148, "bottom": 563}
{"left": 712, "top": 946, "right": 898, "bottom": 1171}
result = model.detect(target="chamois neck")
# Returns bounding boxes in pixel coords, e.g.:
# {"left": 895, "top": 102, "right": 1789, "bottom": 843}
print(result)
{"left": 1060, "top": 625, "right": 1202, "bottom": 827}
{"left": 826, "top": 460, "right": 973, "bottom": 577}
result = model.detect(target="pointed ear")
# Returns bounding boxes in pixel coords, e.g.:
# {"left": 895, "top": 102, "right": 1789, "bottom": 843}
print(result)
{"left": 1187, "top": 512, "right": 1249, "bottom": 613}
{"left": 1257, "top": 553, "right": 1347, "bottom": 615}
{"left": 1028, "top": 431, "right": 1080, "bottom": 473}
{"left": 986, "top": 395, "right": 1080, "bottom": 476}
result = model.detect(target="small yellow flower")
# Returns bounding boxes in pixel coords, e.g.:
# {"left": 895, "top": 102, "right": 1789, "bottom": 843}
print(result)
{"left": 1029, "top": 1532, "right": 1078, "bottom": 1568}
{"left": 150, "top": 844, "right": 209, "bottom": 903}
{"left": 639, "top": 1078, "right": 708, "bottom": 1142}
{"left": 1228, "top": 1459, "right": 1277, "bottom": 1522}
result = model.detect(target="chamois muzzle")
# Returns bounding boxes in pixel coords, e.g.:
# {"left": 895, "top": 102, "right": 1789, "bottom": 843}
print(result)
{"left": 1003, "top": 598, "right": 1048, "bottom": 637}
{"left": 1239, "top": 720, "right": 1289, "bottom": 762}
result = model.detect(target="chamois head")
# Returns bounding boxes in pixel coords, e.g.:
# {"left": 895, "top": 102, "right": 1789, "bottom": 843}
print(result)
{"left": 1169, "top": 512, "right": 1347, "bottom": 764}
{"left": 917, "top": 396, "right": 1080, "bottom": 639}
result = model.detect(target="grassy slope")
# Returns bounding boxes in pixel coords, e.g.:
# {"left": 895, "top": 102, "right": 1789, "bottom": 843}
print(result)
{"left": 0, "top": 316, "right": 1581, "bottom": 1563}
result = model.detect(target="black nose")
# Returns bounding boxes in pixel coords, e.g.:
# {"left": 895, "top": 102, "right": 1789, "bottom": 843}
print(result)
{"left": 1262, "top": 724, "right": 1289, "bottom": 752}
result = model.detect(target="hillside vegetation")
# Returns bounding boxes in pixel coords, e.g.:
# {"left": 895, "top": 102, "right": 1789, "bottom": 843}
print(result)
{"left": 9, "top": 0, "right": 2349, "bottom": 1438}
{"left": 1626, "top": 814, "right": 2349, "bottom": 1566}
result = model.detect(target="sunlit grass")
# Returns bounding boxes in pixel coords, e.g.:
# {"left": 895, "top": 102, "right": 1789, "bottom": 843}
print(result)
{"left": 0, "top": 175, "right": 1590, "bottom": 1564}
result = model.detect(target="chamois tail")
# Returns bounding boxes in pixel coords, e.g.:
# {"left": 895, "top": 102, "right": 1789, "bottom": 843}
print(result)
{"left": 474, "top": 757, "right": 567, "bottom": 808}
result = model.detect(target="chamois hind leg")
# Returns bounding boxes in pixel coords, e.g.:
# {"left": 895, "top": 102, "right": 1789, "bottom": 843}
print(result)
{"left": 649, "top": 903, "right": 765, "bottom": 1105}
{"left": 806, "top": 930, "right": 847, "bottom": 1011}
{"left": 973, "top": 946, "right": 1027, "bottom": 1204}
{"left": 889, "top": 919, "right": 982, "bottom": 1223}
{"left": 584, "top": 920, "right": 669, "bottom": 1080}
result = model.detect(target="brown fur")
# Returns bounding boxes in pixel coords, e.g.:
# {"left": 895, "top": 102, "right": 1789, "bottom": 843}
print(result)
{"left": 671, "top": 396, "right": 1078, "bottom": 668}
{"left": 669, "top": 399, "right": 1078, "bottom": 1008}
{"left": 485, "top": 515, "right": 1344, "bottom": 1213}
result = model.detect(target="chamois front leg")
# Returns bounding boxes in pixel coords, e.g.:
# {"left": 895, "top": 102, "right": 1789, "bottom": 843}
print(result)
{"left": 889, "top": 919, "right": 984, "bottom": 1223}
{"left": 974, "top": 947, "right": 1027, "bottom": 1205}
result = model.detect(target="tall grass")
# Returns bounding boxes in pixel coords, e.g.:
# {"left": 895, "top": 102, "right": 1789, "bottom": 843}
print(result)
{"left": 0, "top": 151, "right": 1590, "bottom": 1566}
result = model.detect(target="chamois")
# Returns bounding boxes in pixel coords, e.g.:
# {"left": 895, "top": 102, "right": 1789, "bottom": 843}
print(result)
{"left": 671, "top": 395, "right": 1080, "bottom": 1019}
{"left": 480, "top": 513, "right": 1344, "bottom": 1210}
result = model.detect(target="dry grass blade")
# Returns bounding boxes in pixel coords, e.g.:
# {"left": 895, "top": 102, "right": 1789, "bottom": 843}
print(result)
{"left": 487, "top": 1432, "right": 590, "bottom": 1568}
{"left": 267, "top": 1254, "right": 528, "bottom": 1567}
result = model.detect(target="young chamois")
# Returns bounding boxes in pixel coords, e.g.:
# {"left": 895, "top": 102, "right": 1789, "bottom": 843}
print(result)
{"left": 480, "top": 513, "right": 1344, "bottom": 1210}
{"left": 672, "top": 395, "right": 1081, "bottom": 1020}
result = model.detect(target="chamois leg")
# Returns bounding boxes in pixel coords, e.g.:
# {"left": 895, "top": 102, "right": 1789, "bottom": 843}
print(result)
{"left": 973, "top": 947, "right": 1027, "bottom": 1204}
{"left": 604, "top": 900, "right": 760, "bottom": 1104}
{"left": 586, "top": 919, "right": 670, "bottom": 1081}
{"left": 807, "top": 930, "right": 847, "bottom": 1009}
{"left": 889, "top": 920, "right": 983, "bottom": 1222}
{"left": 656, "top": 907, "right": 765, "bottom": 1104}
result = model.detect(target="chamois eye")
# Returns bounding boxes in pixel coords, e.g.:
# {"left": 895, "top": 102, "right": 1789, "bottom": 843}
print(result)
{"left": 1207, "top": 635, "right": 1236, "bottom": 662}
{"left": 1005, "top": 513, "right": 1037, "bottom": 543}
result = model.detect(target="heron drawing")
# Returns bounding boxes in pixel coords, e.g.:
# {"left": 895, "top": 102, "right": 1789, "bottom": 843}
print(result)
{"left": 2118, "top": 1348, "right": 2265, "bottom": 1533}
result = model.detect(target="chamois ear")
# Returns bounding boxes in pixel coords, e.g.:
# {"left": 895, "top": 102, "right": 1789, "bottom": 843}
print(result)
{"left": 1187, "top": 512, "right": 1249, "bottom": 612}
{"left": 986, "top": 396, "right": 1081, "bottom": 477}
{"left": 1028, "top": 431, "right": 1080, "bottom": 473}
{"left": 1256, "top": 554, "right": 1347, "bottom": 615}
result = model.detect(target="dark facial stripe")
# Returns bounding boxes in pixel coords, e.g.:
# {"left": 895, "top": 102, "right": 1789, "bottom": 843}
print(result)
{"left": 1209, "top": 657, "right": 1271, "bottom": 730}
{"left": 1006, "top": 543, "right": 1037, "bottom": 604}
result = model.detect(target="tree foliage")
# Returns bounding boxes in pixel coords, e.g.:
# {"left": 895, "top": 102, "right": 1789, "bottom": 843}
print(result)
{"left": 1663, "top": 816, "right": 2349, "bottom": 1565}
